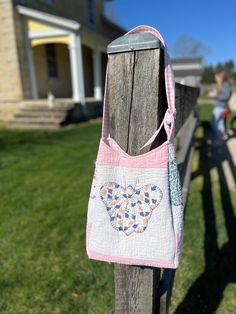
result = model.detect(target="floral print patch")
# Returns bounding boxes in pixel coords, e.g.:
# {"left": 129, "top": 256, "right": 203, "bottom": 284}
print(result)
{"left": 100, "top": 183, "right": 163, "bottom": 236}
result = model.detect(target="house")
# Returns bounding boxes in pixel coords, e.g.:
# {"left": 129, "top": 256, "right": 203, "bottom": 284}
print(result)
{"left": 172, "top": 57, "right": 203, "bottom": 87}
{"left": 0, "top": 0, "right": 125, "bottom": 126}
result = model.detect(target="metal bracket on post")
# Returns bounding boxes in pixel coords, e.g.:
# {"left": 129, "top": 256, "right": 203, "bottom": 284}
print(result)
{"left": 107, "top": 33, "right": 164, "bottom": 54}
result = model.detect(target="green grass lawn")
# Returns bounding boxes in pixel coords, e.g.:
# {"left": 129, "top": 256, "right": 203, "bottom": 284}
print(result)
{"left": 0, "top": 105, "right": 235, "bottom": 313}
{"left": 0, "top": 121, "right": 114, "bottom": 314}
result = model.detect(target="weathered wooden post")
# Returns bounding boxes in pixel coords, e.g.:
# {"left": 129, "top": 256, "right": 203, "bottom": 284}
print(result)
{"left": 105, "top": 31, "right": 199, "bottom": 314}
{"left": 106, "top": 32, "right": 166, "bottom": 314}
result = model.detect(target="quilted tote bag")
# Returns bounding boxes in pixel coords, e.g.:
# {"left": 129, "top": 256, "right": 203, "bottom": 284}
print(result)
{"left": 86, "top": 26, "right": 184, "bottom": 269}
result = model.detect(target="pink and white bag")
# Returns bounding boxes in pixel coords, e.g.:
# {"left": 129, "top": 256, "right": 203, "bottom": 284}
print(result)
{"left": 86, "top": 26, "right": 184, "bottom": 269}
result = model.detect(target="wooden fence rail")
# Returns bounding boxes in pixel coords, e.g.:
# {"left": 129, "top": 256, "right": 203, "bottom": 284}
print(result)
{"left": 105, "top": 33, "right": 199, "bottom": 314}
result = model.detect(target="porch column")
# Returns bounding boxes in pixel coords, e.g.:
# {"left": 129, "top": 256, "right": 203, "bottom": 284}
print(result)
{"left": 69, "top": 33, "right": 85, "bottom": 106}
{"left": 93, "top": 46, "right": 102, "bottom": 101}
{"left": 23, "top": 17, "right": 38, "bottom": 99}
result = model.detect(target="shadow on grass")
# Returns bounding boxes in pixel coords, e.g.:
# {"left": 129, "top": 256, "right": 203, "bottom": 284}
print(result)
{"left": 175, "top": 122, "right": 236, "bottom": 314}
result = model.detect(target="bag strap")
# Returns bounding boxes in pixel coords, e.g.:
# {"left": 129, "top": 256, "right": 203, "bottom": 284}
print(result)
{"left": 102, "top": 25, "right": 176, "bottom": 144}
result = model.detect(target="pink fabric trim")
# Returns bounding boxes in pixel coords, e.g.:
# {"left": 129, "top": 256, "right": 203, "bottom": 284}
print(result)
{"left": 86, "top": 223, "right": 176, "bottom": 269}
{"left": 141, "top": 109, "right": 175, "bottom": 148}
{"left": 96, "top": 138, "right": 168, "bottom": 169}
{"left": 101, "top": 64, "right": 109, "bottom": 138}
{"left": 88, "top": 249, "right": 175, "bottom": 269}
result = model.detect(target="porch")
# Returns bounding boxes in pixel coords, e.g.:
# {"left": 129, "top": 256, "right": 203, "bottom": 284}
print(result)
{"left": 17, "top": 5, "right": 108, "bottom": 105}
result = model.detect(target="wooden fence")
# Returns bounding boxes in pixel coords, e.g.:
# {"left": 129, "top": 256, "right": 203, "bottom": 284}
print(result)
{"left": 104, "top": 32, "right": 199, "bottom": 314}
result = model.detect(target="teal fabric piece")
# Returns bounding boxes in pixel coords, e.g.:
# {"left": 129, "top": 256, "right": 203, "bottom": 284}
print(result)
{"left": 168, "top": 143, "right": 182, "bottom": 206}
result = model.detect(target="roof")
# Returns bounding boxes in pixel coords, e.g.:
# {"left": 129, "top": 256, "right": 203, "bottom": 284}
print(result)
{"left": 172, "top": 57, "right": 202, "bottom": 64}
{"left": 101, "top": 15, "right": 126, "bottom": 34}
{"left": 174, "top": 69, "right": 203, "bottom": 77}
{"left": 171, "top": 56, "right": 203, "bottom": 77}
{"left": 17, "top": 5, "right": 80, "bottom": 31}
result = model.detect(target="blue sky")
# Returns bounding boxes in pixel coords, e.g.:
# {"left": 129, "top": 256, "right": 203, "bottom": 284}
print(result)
{"left": 108, "top": 0, "right": 236, "bottom": 66}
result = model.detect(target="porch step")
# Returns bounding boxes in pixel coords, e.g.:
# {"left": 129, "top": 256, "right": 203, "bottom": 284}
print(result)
{"left": 8, "top": 122, "right": 60, "bottom": 130}
{"left": 24, "top": 104, "right": 74, "bottom": 111}
{"left": 6, "top": 99, "right": 103, "bottom": 130}
{"left": 9, "top": 117, "right": 62, "bottom": 124}
{"left": 15, "top": 110, "right": 66, "bottom": 118}
{"left": 7, "top": 103, "right": 73, "bottom": 130}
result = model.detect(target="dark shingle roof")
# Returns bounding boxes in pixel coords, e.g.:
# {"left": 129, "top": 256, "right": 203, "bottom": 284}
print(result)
{"left": 172, "top": 57, "right": 202, "bottom": 64}
{"left": 174, "top": 69, "right": 203, "bottom": 77}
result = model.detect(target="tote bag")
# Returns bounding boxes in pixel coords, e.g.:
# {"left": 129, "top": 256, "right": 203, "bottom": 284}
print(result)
{"left": 86, "top": 26, "right": 184, "bottom": 269}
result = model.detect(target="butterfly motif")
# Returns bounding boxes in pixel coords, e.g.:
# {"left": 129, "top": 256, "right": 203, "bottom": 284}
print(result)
{"left": 100, "top": 182, "right": 163, "bottom": 236}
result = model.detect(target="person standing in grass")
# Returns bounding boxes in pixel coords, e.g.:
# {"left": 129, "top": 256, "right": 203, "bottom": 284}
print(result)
{"left": 209, "top": 71, "right": 232, "bottom": 142}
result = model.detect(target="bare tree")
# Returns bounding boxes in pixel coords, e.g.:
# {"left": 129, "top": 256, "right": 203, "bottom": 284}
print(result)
{"left": 172, "top": 34, "right": 211, "bottom": 59}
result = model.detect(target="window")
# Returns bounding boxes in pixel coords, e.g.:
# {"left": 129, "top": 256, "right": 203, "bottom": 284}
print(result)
{"left": 45, "top": 44, "right": 58, "bottom": 78}
{"left": 40, "top": 0, "right": 54, "bottom": 5}
{"left": 87, "top": 0, "right": 94, "bottom": 26}
{"left": 13, "top": 0, "right": 28, "bottom": 4}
